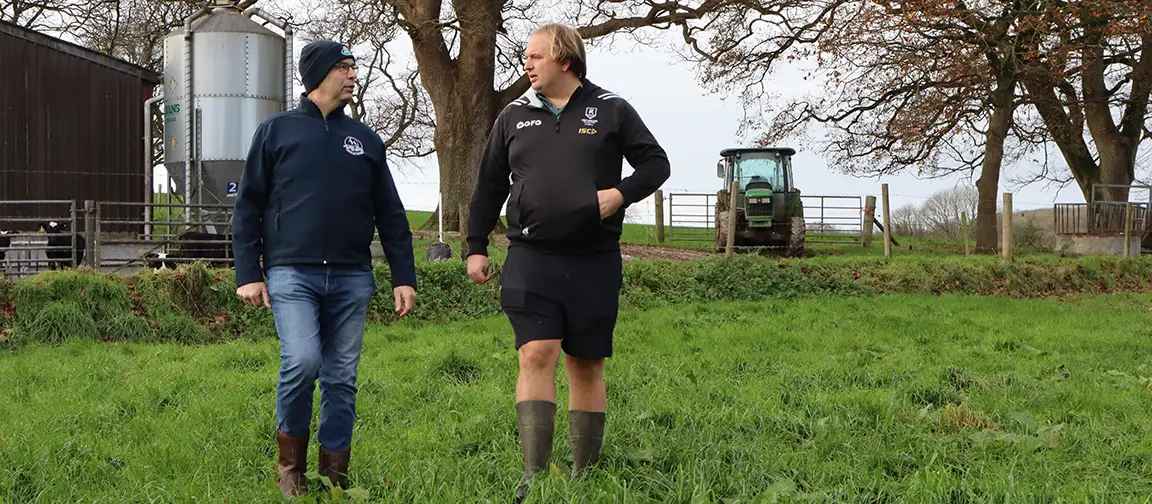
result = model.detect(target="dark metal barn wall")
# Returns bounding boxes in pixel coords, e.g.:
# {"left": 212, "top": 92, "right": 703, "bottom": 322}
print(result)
{"left": 0, "top": 20, "right": 161, "bottom": 234}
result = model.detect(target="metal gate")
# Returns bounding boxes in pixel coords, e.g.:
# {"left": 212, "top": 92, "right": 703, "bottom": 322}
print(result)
{"left": 802, "top": 195, "right": 863, "bottom": 244}
{"left": 666, "top": 192, "right": 716, "bottom": 242}
{"left": 0, "top": 198, "right": 236, "bottom": 279}
{"left": 664, "top": 192, "right": 866, "bottom": 244}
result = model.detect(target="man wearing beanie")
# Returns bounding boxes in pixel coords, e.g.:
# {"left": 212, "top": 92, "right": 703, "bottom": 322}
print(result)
{"left": 232, "top": 39, "right": 418, "bottom": 498}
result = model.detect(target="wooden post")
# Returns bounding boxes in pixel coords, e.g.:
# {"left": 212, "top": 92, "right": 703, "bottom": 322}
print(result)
{"left": 862, "top": 195, "right": 876, "bottom": 247}
{"left": 1124, "top": 202, "right": 1133, "bottom": 258}
{"left": 654, "top": 189, "right": 665, "bottom": 243}
{"left": 882, "top": 184, "right": 892, "bottom": 258}
{"left": 961, "top": 211, "right": 970, "bottom": 256}
{"left": 1002, "top": 193, "right": 1013, "bottom": 262}
{"left": 725, "top": 180, "right": 739, "bottom": 259}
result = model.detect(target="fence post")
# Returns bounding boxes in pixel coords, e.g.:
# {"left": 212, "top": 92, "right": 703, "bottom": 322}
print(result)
{"left": 862, "top": 195, "right": 876, "bottom": 247}
{"left": 93, "top": 202, "right": 102, "bottom": 270}
{"left": 84, "top": 200, "right": 96, "bottom": 268}
{"left": 654, "top": 189, "right": 665, "bottom": 243}
{"left": 69, "top": 200, "right": 79, "bottom": 268}
{"left": 726, "top": 180, "right": 739, "bottom": 258}
{"left": 1124, "top": 202, "right": 1133, "bottom": 258}
{"left": 961, "top": 211, "right": 970, "bottom": 256}
{"left": 882, "top": 184, "right": 892, "bottom": 258}
{"left": 1002, "top": 193, "right": 1013, "bottom": 262}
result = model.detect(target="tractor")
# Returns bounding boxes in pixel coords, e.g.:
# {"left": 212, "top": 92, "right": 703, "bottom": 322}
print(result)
{"left": 713, "top": 147, "right": 806, "bottom": 256}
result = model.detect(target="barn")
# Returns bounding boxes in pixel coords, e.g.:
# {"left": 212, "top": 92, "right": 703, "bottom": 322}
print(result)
{"left": 0, "top": 20, "right": 162, "bottom": 234}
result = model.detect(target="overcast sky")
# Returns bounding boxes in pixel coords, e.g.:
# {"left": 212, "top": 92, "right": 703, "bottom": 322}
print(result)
{"left": 149, "top": 7, "right": 1145, "bottom": 227}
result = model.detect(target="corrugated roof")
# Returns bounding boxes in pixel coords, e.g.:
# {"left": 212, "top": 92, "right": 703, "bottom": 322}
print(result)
{"left": 0, "top": 19, "right": 162, "bottom": 84}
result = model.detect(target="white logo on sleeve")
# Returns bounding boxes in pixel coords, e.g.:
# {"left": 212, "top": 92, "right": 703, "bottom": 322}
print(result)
{"left": 344, "top": 136, "right": 364, "bottom": 155}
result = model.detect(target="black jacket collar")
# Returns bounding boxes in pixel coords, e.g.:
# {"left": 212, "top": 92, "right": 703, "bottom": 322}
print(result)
{"left": 297, "top": 94, "right": 348, "bottom": 119}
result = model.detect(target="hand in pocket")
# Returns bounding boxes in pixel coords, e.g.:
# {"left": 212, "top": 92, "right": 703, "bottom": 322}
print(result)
{"left": 597, "top": 188, "right": 624, "bottom": 219}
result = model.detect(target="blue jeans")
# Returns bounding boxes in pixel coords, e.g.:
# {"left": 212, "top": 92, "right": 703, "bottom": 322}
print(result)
{"left": 266, "top": 264, "right": 377, "bottom": 451}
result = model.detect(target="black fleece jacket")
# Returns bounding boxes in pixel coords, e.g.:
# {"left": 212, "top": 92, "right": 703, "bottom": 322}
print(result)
{"left": 231, "top": 96, "right": 417, "bottom": 289}
{"left": 466, "top": 79, "right": 671, "bottom": 256}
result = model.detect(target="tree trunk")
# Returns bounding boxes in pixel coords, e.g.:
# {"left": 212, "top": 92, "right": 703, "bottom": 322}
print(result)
{"left": 975, "top": 70, "right": 1015, "bottom": 254}
{"left": 428, "top": 92, "right": 501, "bottom": 233}
{"left": 399, "top": 0, "right": 520, "bottom": 237}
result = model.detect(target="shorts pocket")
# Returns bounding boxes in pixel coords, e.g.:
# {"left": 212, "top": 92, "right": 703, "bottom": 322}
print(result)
{"left": 500, "top": 286, "right": 527, "bottom": 311}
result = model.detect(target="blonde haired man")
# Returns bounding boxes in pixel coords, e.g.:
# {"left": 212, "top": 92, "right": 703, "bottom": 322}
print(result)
{"left": 465, "top": 23, "right": 670, "bottom": 501}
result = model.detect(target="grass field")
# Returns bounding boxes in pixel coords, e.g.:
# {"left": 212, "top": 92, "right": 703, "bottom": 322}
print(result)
{"left": 3, "top": 293, "right": 1152, "bottom": 502}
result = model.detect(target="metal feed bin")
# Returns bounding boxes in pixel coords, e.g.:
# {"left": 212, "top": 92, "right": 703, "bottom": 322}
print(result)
{"left": 159, "top": 1, "right": 292, "bottom": 232}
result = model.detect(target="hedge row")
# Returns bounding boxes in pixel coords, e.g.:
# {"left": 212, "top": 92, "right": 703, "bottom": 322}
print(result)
{"left": 2, "top": 254, "right": 1151, "bottom": 348}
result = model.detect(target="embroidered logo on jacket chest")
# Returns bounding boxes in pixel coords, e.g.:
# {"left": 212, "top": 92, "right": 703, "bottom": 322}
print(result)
{"left": 582, "top": 107, "right": 598, "bottom": 126}
{"left": 344, "top": 136, "right": 364, "bottom": 156}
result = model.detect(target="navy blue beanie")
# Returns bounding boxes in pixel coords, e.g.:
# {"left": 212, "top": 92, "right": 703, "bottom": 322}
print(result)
{"left": 300, "top": 40, "right": 355, "bottom": 93}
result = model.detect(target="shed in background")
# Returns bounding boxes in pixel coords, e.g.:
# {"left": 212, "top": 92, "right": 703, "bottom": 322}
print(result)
{"left": 0, "top": 20, "right": 161, "bottom": 234}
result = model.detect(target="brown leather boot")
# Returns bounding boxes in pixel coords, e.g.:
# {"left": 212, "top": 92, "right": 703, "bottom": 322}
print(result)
{"left": 318, "top": 444, "right": 351, "bottom": 489}
{"left": 276, "top": 429, "right": 309, "bottom": 498}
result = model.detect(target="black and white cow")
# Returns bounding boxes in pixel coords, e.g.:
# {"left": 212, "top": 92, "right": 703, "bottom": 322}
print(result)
{"left": 0, "top": 229, "right": 16, "bottom": 266}
{"left": 39, "top": 221, "right": 85, "bottom": 270}
{"left": 145, "top": 230, "right": 233, "bottom": 270}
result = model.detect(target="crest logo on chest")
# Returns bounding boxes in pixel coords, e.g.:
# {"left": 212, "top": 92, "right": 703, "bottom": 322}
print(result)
{"left": 582, "top": 107, "right": 598, "bottom": 127}
{"left": 344, "top": 136, "right": 364, "bottom": 156}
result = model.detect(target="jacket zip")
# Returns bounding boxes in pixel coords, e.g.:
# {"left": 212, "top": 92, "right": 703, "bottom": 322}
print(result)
{"left": 321, "top": 115, "right": 330, "bottom": 264}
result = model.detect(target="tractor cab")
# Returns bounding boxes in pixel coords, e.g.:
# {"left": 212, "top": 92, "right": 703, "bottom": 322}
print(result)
{"left": 715, "top": 147, "right": 798, "bottom": 228}
{"left": 713, "top": 147, "right": 806, "bottom": 255}
{"left": 716, "top": 147, "right": 796, "bottom": 191}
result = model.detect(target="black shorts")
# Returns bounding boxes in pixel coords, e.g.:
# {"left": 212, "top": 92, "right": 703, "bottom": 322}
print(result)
{"left": 499, "top": 244, "right": 623, "bottom": 359}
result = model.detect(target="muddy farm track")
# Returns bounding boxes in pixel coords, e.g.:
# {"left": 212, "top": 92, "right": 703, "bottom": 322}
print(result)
{"left": 410, "top": 230, "right": 713, "bottom": 262}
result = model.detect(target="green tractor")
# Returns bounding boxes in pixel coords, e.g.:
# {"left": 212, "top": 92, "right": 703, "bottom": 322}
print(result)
{"left": 713, "top": 147, "right": 806, "bottom": 256}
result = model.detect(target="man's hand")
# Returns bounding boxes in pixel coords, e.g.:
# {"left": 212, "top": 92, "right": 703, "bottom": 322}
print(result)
{"left": 394, "top": 285, "right": 416, "bottom": 317}
{"left": 467, "top": 254, "right": 490, "bottom": 284}
{"left": 237, "top": 282, "right": 270, "bottom": 308}
{"left": 598, "top": 188, "right": 625, "bottom": 219}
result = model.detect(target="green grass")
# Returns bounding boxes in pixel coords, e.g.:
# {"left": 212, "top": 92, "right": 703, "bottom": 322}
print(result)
{"left": 2, "top": 294, "right": 1151, "bottom": 502}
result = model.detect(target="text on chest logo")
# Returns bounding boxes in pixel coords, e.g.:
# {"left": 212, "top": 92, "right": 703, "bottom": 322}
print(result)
{"left": 517, "top": 119, "right": 543, "bottom": 129}
{"left": 344, "top": 136, "right": 364, "bottom": 156}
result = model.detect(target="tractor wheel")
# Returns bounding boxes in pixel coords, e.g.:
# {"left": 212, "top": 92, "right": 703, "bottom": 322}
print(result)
{"left": 715, "top": 210, "right": 730, "bottom": 253}
{"left": 786, "top": 216, "right": 806, "bottom": 257}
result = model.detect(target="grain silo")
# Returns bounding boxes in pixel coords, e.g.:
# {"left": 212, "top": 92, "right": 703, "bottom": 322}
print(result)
{"left": 159, "top": 0, "right": 292, "bottom": 231}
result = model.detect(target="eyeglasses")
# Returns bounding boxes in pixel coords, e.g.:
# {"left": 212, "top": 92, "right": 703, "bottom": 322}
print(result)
{"left": 334, "top": 62, "right": 357, "bottom": 74}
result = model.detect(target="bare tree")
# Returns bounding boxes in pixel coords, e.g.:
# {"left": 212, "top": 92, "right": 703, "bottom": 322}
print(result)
{"left": 920, "top": 186, "right": 979, "bottom": 239}
{"left": 0, "top": 0, "right": 92, "bottom": 32}
{"left": 890, "top": 203, "right": 926, "bottom": 237}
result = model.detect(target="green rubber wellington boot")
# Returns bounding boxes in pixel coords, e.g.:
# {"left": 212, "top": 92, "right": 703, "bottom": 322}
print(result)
{"left": 569, "top": 410, "right": 605, "bottom": 477}
{"left": 513, "top": 400, "right": 556, "bottom": 504}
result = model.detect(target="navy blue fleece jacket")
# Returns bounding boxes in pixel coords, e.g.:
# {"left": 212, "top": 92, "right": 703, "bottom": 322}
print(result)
{"left": 231, "top": 96, "right": 417, "bottom": 289}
